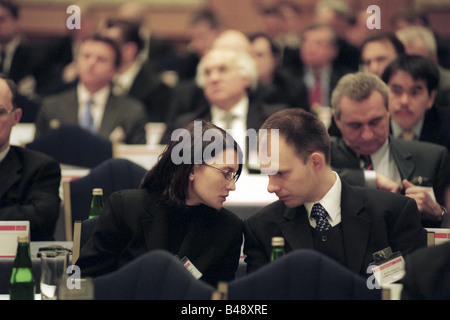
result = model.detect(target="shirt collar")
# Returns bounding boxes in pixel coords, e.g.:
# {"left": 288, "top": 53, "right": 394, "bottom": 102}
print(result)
{"left": 210, "top": 96, "right": 249, "bottom": 120}
{"left": 390, "top": 118, "right": 423, "bottom": 139}
{"left": 77, "top": 83, "right": 110, "bottom": 106}
{"left": 305, "top": 171, "right": 342, "bottom": 224}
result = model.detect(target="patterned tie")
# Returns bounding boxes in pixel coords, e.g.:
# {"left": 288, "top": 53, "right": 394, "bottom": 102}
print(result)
{"left": 81, "top": 98, "right": 95, "bottom": 133}
{"left": 360, "top": 154, "right": 373, "bottom": 170}
{"left": 311, "top": 203, "right": 331, "bottom": 232}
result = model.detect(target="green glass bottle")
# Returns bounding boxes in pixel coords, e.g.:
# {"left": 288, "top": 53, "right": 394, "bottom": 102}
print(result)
{"left": 270, "top": 237, "right": 285, "bottom": 262}
{"left": 9, "top": 235, "right": 35, "bottom": 300}
{"left": 88, "top": 188, "right": 104, "bottom": 219}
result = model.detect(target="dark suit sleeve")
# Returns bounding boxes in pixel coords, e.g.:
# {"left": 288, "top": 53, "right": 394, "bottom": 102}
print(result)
{"left": 243, "top": 218, "right": 270, "bottom": 274}
{"left": 387, "top": 197, "right": 427, "bottom": 255}
{"left": 400, "top": 242, "right": 450, "bottom": 300}
{"left": 0, "top": 154, "right": 61, "bottom": 241}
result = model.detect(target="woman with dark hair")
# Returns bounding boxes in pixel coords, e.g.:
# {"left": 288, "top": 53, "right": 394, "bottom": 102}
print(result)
{"left": 77, "top": 120, "right": 244, "bottom": 286}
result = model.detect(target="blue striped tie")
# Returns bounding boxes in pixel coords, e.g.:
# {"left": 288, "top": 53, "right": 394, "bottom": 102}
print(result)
{"left": 81, "top": 98, "right": 95, "bottom": 133}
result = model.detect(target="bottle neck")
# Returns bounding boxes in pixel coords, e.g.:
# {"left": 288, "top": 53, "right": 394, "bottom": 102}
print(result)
{"left": 14, "top": 243, "right": 32, "bottom": 267}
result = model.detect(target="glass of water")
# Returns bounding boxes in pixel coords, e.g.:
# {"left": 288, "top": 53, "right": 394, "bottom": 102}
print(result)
{"left": 40, "top": 251, "right": 69, "bottom": 300}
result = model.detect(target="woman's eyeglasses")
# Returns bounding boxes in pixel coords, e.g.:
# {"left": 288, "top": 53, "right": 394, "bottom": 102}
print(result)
{"left": 203, "top": 163, "right": 239, "bottom": 183}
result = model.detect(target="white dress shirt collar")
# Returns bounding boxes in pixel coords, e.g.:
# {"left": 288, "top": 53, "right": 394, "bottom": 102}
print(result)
{"left": 305, "top": 171, "right": 342, "bottom": 228}
{"left": 390, "top": 118, "right": 423, "bottom": 140}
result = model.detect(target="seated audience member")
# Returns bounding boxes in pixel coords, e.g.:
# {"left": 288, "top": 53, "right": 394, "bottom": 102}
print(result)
{"left": 395, "top": 26, "right": 450, "bottom": 113}
{"left": 400, "top": 241, "right": 450, "bottom": 300}
{"left": 297, "top": 23, "right": 353, "bottom": 109}
{"left": 175, "top": 9, "right": 222, "bottom": 82}
{"left": 435, "top": 161, "right": 450, "bottom": 218}
{"left": 243, "top": 108, "right": 426, "bottom": 276}
{"left": 249, "top": 32, "right": 309, "bottom": 110}
{"left": 101, "top": 19, "right": 172, "bottom": 123}
{"left": 390, "top": 8, "right": 450, "bottom": 70}
{"left": 313, "top": 0, "right": 360, "bottom": 71}
{"left": 360, "top": 31, "right": 405, "bottom": 78}
{"left": 0, "top": 75, "right": 61, "bottom": 240}
{"left": 77, "top": 120, "right": 244, "bottom": 286}
{"left": 162, "top": 47, "right": 284, "bottom": 160}
{"left": 164, "top": 29, "right": 254, "bottom": 130}
{"left": 381, "top": 55, "right": 450, "bottom": 150}
{"left": 330, "top": 72, "right": 449, "bottom": 228}
{"left": 34, "top": 34, "right": 147, "bottom": 144}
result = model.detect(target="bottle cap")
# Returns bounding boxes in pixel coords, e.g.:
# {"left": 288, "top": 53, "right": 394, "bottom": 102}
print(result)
{"left": 17, "top": 235, "right": 29, "bottom": 243}
{"left": 271, "top": 237, "right": 284, "bottom": 246}
{"left": 92, "top": 188, "right": 103, "bottom": 196}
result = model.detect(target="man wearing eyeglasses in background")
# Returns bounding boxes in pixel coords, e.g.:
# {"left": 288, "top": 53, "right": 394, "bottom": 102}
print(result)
{"left": 0, "top": 75, "right": 61, "bottom": 240}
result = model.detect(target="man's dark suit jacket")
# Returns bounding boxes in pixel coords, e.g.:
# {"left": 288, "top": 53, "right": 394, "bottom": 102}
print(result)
{"left": 400, "top": 241, "right": 450, "bottom": 300}
{"left": 76, "top": 190, "right": 243, "bottom": 286}
{"left": 243, "top": 179, "right": 426, "bottom": 277}
{"left": 331, "top": 136, "right": 449, "bottom": 227}
{"left": 406, "top": 106, "right": 450, "bottom": 150}
{"left": 0, "top": 146, "right": 61, "bottom": 241}
{"left": 331, "top": 136, "right": 449, "bottom": 189}
{"left": 34, "top": 88, "right": 147, "bottom": 144}
{"left": 125, "top": 61, "right": 172, "bottom": 123}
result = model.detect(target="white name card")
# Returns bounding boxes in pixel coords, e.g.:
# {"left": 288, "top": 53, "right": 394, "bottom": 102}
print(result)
{"left": 0, "top": 221, "right": 30, "bottom": 258}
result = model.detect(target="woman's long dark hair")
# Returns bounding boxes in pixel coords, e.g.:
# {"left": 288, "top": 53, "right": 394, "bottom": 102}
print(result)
{"left": 140, "top": 120, "right": 243, "bottom": 207}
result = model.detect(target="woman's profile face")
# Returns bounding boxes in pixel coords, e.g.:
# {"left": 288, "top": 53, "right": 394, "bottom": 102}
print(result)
{"left": 186, "top": 149, "right": 239, "bottom": 210}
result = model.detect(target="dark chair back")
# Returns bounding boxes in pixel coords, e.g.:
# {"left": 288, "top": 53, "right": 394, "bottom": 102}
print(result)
{"left": 26, "top": 125, "right": 112, "bottom": 168}
{"left": 69, "top": 158, "right": 147, "bottom": 223}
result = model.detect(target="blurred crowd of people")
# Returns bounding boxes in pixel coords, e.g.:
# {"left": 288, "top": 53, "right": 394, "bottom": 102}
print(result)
{"left": 1, "top": 0, "right": 450, "bottom": 299}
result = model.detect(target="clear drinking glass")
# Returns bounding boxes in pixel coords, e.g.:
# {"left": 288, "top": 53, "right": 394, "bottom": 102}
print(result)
{"left": 40, "top": 251, "right": 69, "bottom": 300}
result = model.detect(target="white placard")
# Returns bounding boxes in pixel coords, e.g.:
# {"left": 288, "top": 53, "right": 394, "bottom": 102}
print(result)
{"left": 0, "top": 221, "right": 30, "bottom": 258}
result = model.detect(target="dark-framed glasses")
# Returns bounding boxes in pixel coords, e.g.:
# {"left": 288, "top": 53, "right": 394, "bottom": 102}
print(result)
{"left": 203, "top": 163, "right": 239, "bottom": 183}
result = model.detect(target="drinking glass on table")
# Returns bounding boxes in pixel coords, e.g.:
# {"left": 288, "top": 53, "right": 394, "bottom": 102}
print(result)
{"left": 40, "top": 251, "right": 69, "bottom": 300}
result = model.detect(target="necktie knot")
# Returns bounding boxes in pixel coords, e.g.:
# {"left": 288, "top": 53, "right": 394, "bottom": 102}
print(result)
{"left": 311, "top": 203, "right": 331, "bottom": 232}
{"left": 222, "top": 112, "right": 236, "bottom": 129}
{"left": 360, "top": 154, "right": 373, "bottom": 170}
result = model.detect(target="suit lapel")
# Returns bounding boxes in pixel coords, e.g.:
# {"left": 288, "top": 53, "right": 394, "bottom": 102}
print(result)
{"left": 280, "top": 206, "right": 314, "bottom": 250}
{"left": 389, "top": 138, "right": 415, "bottom": 181}
{"left": 98, "top": 93, "right": 120, "bottom": 137}
{"left": 340, "top": 182, "right": 372, "bottom": 274}
{"left": 0, "top": 148, "right": 21, "bottom": 198}
{"left": 141, "top": 196, "right": 169, "bottom": 250}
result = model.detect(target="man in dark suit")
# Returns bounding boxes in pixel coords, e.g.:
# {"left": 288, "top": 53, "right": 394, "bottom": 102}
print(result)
{"left": 0, "top": 75, "right": 60, "bottom": 241}
{"left": 162, "top": 47, "right": 285, "bottom": 164}
{"left": 381, "top": 54, "right": 450, "bottom": 150}
{"left": 243, "top": 109, "right": 426, "bottom": 276}
{"left": 34, "top": 34, "right": 147, "bottom": 145}
{"left": 330, "top": 72, "right": 449, "bottom": 228}
{"left": 101, "top": 19, "right": 172, "bottom": 123}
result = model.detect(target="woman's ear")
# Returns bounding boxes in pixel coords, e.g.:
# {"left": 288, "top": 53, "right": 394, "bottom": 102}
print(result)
{"left": 189, "top": 164, "right": 198, "bottom": 181}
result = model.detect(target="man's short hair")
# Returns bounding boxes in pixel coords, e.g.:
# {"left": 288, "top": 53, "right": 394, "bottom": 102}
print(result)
{"left": 381, "top": 54, "right": 439, "bottom": 96}
{"left": 196, "top": 48, "right": 258, "bottom": 91}
{"left": 81, "top": 33, "right": 122, "bottom": 69}
{"left": 261, "top": 108, "right": 331, "bottom": 164}
{"left": 331, "top": 72, "right": 389, "bottom": 118}
{"left": 360, "top": 31, "right": 405, "bottom": 56}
